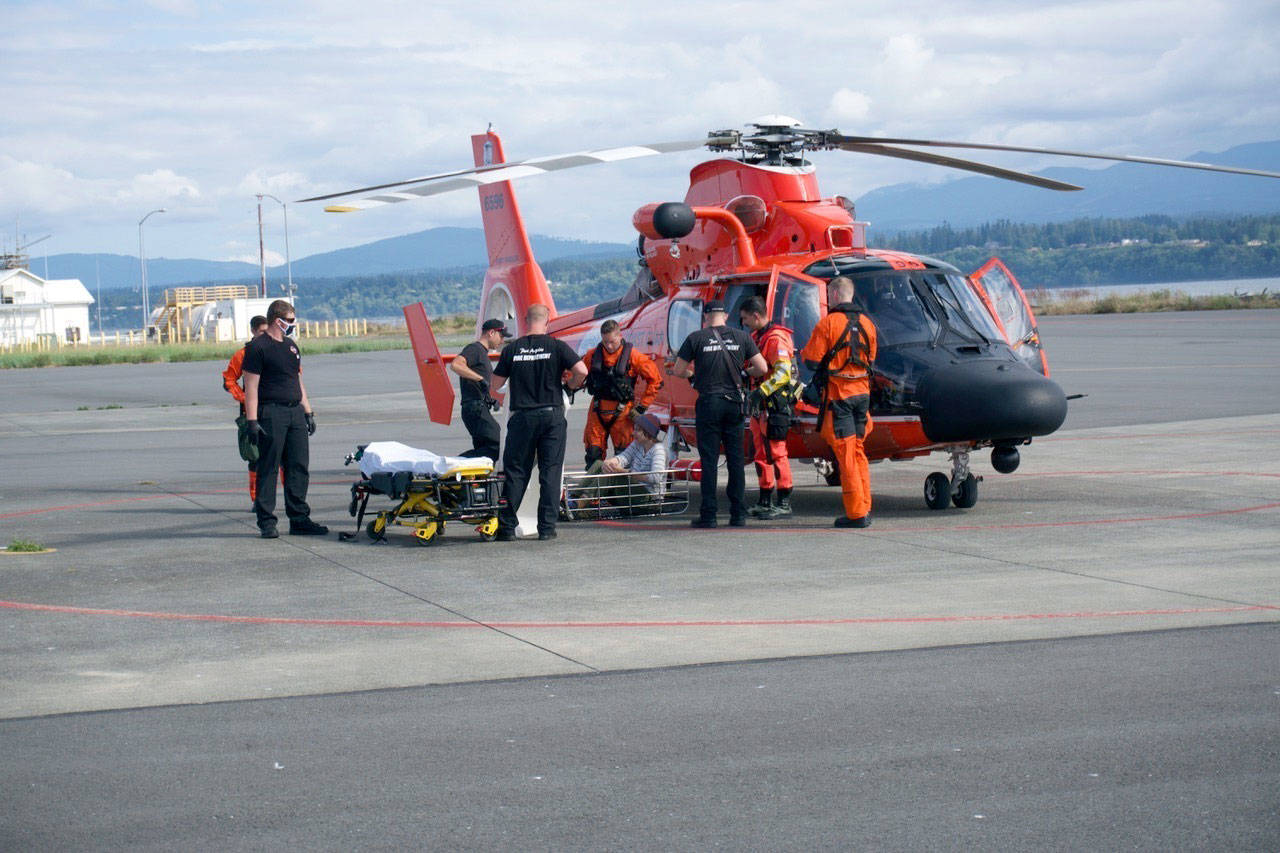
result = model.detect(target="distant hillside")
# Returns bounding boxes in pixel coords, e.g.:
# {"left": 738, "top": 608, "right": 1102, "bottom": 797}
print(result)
{"left": 36, "top": 227, "right": 632, "bottom": 290}
{"left": 856, "top": 140, "right": 1280, "bottom": 235}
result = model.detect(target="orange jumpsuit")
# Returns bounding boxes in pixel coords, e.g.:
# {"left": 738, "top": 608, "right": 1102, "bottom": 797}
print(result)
{"left": 223, "top": 344, "right": 283, "bottom": 500}
{"left": 800, "top": 305, "right": 878, "bottom": 521}
{"left": 749, "top": 324, "right": 794, "bottom": 492}
{"left": 581, "top": 342, "right": 663, "bottom": 465}
{"left": 222, "top": 347, "right": 247, "bottom": 406}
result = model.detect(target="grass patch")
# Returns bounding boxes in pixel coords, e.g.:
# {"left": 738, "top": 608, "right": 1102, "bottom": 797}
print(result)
{"left": 1031, "top": 289, "right": 1280, "bottom": 315}
{"left": 6, "top": 538, "right": 46, "bottom": 553}
{"left": 0, "top": 330, "right": 414, "bottom": 370}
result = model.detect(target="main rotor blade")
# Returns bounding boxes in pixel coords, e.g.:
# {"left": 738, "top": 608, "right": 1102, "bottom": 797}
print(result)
{"left": 832, "top": 135, "right": 1280, "bottom": 180}
{"left": 298, "top": 140, "right": 707, "bottom": 210}
{"left": 838, "top": 142, "right": 1084, "bottom": 191}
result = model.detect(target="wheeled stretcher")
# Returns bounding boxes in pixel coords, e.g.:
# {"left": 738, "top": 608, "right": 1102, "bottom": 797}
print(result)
{"left": 343, "top": 441, "right": 505, "bottom": 545}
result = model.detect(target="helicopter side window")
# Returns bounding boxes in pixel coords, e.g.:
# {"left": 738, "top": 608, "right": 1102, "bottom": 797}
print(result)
{"left": 722, "top": 282, "right": 767, "bottom": 331}
{"left": 666, "top": 298, "right": 702, "bottom": 355}
{"left": 849, "top": 273, "right": 939, "bottom": 346}
{"left": 772, "top": 279, "right": 822, "bottom": 383}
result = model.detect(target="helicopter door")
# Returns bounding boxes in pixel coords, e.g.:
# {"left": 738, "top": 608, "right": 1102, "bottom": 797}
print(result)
{"left": 970, "top": 257, "right": 1050, "bottom": 376}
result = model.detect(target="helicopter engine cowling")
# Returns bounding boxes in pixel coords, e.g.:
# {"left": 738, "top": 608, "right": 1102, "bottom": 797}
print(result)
{"left": 917, "top": 360, "right": 1067, "bottom": 444}
{"left": 633, "top": 202, "right": 696, "bottom": 240}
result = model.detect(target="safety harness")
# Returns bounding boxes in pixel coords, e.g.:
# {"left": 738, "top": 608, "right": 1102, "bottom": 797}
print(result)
{"left": 809, "top": 306, "right": 872, "bottom": 425}
{"left": 586, "top": 341, "right": 635, "bottom": 403}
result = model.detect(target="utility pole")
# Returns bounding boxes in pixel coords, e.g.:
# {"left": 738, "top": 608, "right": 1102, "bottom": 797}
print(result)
{"left": 95, "top": 258, "right": 103, "bottom": 341}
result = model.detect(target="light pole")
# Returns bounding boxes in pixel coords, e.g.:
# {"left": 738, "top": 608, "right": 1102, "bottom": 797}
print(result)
{"left": 138, "top": 208, "right": 165, "bottom": 333}
{"left": 258, "top": 193, "right": 293, "bottom": 300}
{"left": 255, "top": 197, "right": 266, "bottom": 298}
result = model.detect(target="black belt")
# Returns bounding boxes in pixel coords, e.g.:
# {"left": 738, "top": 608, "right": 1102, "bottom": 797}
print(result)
{"left": 513, "top": 405, "right": 561, "bottom": 413}
{"left": 262, "top": 400, "right": 300, "bottom": 407}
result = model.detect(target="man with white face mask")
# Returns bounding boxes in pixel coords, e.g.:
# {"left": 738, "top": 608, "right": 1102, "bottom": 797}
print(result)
{"left": 243, "top": 299, "right": 327, "bottom": 539}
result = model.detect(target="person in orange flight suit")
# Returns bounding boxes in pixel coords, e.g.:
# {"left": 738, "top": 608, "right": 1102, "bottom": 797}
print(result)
{"left": 222, "top": 315, "right": 269, "bottom": 501}
{"left": 739, "top": 296, "right": 797, "bottom": 519}
{"left": 580, "top": 319, "right": 663, "bottom": 468}
{"left": 801, "top": 276, "right": 879, "bottom": 528}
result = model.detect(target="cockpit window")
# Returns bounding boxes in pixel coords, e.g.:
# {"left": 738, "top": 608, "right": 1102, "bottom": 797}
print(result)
{"left": 921, "top": 273, "right": 1001, "bottom": 343}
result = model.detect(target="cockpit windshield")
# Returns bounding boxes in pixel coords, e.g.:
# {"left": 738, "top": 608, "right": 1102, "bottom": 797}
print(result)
{"left": 920, "top": 273, "right": 1001, "bottom": 343}
{"left": 847, "top": 272, "right": 940, "bottom": 346}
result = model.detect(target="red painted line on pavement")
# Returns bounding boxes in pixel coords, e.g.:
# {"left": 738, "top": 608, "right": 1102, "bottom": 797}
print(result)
{"left": 595, "top": 500, "right": 1280, "bottom": 533}
{"left": 0, "top": 599, "right": 1274, "bottom": 630}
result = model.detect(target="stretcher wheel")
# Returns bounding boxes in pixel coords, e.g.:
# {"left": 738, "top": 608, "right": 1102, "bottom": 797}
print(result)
{"left": 952, "top": 474, "right": 979, "bottom": 509}
{"left": 476, "top": 516, "right": 499, "bottom": 541}
{"left": 367, "top": 516, "right": 388, "bottom": 540}
{"left": 413, "top": 521, "right": 441, "bottom": 545}
{"left": 924, "top": 472, "right": 952, "bottom": 510}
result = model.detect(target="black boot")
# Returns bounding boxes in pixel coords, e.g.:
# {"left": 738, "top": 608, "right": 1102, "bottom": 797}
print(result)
{"left": 748, "top": 489, "right": 774, "bottom": 518}
{"left": 771, "top": 487, "right": 793, "bottom": 518}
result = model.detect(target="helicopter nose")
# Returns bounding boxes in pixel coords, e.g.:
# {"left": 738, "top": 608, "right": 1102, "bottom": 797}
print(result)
{"left": 917, "top": 360, "right": 1068, "bottom": 443}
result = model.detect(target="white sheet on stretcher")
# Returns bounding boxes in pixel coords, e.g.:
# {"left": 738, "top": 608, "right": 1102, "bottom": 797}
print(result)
{"left": 358, "top": 441, "right": 494, "bottom": 478}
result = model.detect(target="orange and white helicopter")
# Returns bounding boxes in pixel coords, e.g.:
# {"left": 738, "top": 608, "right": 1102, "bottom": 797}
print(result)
{"left": 301, "top": 117, "right": 1280, "bottom": 510}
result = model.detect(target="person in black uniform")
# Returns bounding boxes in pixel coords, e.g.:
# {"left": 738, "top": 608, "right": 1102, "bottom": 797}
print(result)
{"left": 449, "top": 318, "right": 512, "bottom": 461}
{"left": 491, "top": 303, "right": 587, "bottom": 541}
{"left": 243, "top": 300, "right": 328, "bottom": 539}
{"left": 672, "top": 300, "right": 768, "bottom": 528}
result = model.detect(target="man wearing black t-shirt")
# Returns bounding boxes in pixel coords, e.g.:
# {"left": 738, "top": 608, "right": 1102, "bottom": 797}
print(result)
{"left": 449, "top": 318, "right": 511, "bottom": 461}
{"left": 491, "top": 304, "right": 588, "bottom": 541}
{"left": 673, "top": 300, "right": 768, "bottom": 528}
{"left": 243, "top": 300, "right": 327, "bottom": 539}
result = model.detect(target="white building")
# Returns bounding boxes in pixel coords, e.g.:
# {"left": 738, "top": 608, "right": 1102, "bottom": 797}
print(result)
{"left": 0, "top": 268, "right": 94, "bottom": 346}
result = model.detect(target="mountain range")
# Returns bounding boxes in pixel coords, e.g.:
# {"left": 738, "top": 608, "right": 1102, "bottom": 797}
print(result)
{"left": 856, "top": 140, "right": 1280, "bottom": 234}
{"left": 29, "top": 140, "right": 1280, "bottom": 288}
{"left": 35, "top": 228, "right": 632, "bottom": 290}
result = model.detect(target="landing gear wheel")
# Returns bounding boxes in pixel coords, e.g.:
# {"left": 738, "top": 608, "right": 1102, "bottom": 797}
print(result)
{"left": 924, "top": 472, "right": 952, "bottom": 510}
{"left": 815, "top": 459, "right": 841, "bottom": 487}
{"left": 476, "top": 516, "right": 499, "bottom": 542}
{"left": 413, "top": 521, "right": 441, "bottom": 545}
{"left": 952, "top": 474, "right": 979, "bottom": 509}
{"left": 366, "top": 517, "right": 387, "bottom": 540}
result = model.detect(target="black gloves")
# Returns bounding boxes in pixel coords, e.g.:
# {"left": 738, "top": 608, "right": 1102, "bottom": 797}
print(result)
{"left": 246, "top": 419, "right": 266, "bottom": 438}
{"left": 305, "top": 412, "right": 316, "bottom": 436}
{"left": 485, "top": 396, "right": 501, "bottom": 412}
{"left": 747, "top": 389, "right": 766, "bottom": 417}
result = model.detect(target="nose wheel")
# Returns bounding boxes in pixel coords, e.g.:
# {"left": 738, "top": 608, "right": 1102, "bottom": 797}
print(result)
{"left": 924, "top": 448, "right": 981, "bottom": 510}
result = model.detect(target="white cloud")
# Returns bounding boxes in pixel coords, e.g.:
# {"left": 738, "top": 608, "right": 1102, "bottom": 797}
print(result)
{"left": 226, "top": 249, "right": 285, "bottom": 266}
{"left": 827, "top": 90, "right": 873, "bottom": 125}
{"left": 2, "top": 0, "right": 1278, "bottom": 257}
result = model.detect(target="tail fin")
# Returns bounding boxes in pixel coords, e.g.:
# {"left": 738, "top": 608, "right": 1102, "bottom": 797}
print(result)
{"left": 471, "top": 129, "right": 556, "bottom": 336}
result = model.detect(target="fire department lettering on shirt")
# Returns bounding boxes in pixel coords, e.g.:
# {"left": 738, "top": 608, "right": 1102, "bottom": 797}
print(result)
{"left": 513, "top": 347, "right": 554, "bottom": 362}
{"left": 700, "top": 339, "right": 743, "bottom": 353}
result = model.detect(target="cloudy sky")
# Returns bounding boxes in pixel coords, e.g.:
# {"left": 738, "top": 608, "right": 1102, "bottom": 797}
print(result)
{"left": 3, "top": 0, "right": 1278, "bottom": 267}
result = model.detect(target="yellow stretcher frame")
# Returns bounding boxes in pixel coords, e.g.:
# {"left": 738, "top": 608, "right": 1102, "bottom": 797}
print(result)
{"left": 347, "top": 461, "right": 505, "bottom": 546}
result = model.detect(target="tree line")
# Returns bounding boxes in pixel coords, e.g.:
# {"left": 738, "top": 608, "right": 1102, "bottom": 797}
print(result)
{"left": 89, "top": 214, "right": 1280, "bottom": 329}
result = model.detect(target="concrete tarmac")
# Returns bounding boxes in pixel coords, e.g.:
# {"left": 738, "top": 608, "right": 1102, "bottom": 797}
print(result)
{"left": 1, "top": 309, "right": 1277, "bottom": 848}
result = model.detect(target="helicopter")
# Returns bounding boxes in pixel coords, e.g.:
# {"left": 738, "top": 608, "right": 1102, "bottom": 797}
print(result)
{"left": 300, "top": 117, "right": 1280, "bottom": 510}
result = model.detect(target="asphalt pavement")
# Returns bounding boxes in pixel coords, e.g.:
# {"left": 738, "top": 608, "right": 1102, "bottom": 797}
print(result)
{"left": 1, "top": 309, "right": 1277, "bottom": 849}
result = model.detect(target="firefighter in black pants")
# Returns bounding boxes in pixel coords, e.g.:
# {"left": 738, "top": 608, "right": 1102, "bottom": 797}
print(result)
{"left": 672, "top": 300, "right": 768, "bottom": 528}
{"left": 490, "top": 304, "right": 588, "bottom": 541}
{"left": 450, "top": 318, "right": 511, "bottom": 461}
{"left": 243, "top": 299, "right": 328, "bottom": 539}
